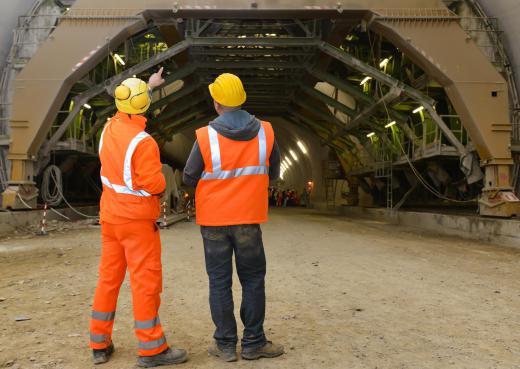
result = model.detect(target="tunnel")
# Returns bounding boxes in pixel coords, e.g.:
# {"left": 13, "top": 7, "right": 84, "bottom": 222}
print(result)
{"left": 1, "top": 0, "right": 520, "bottom": 218}
{"left": 3, "top": 2, "right": 520, "bottom": 368}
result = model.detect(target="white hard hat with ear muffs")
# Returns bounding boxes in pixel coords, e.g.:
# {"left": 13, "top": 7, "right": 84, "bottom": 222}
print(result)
{"left": 114, "top": 77, "right": 151, "bottom": 115}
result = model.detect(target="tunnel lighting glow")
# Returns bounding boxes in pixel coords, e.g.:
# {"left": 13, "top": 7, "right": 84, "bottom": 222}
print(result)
{"left": 379, "top": 58, "right": 390, "bottom": 68}
{"left": 238, "top": 35, "right": 247, "bottom": 38}
{"left": 297, "top": 141, "right": 308, "bottom": 154}
{"left": 289, "top": 150, "right": 298, "bottom": 161}
{"left": 285, "top": 156, "right": 293, "bottom": 166}
{"left": 114, "top": 54, "right": 126, "bottom": 66}
{"left": 385, "top": 121, "right": 396, "bottom": 128}
{"left": 413, "top": 106, "right": 424, "bottom": 114}
{"left": 367, "top": 132, "right": 376, "bottom": 138}
{"left": 360, "top": 76, "right": 372, "bottom": 86}
{"left": 83, "top": 103, "right": 92, "bottom": 109}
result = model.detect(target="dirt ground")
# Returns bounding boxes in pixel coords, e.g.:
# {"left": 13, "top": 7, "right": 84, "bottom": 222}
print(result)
{"left": 0, "top": 208, "right": 519, "bottom": 369}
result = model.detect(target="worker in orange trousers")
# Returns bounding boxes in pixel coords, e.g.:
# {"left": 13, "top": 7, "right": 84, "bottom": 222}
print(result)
{"left": 89, "top": 68, "right": 187, "bottom": 367}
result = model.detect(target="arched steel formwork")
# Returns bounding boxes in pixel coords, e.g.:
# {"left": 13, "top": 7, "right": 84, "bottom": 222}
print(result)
{"left": 2, "top": 0, "right": 518, "bottom": 217}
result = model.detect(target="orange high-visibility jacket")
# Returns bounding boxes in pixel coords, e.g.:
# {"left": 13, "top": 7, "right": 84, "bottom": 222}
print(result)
{"left": 195, "top": 120, "right": 275, "bottom": 226}
{"left": 99, "top": 111, "right": 165, "bottom": 223}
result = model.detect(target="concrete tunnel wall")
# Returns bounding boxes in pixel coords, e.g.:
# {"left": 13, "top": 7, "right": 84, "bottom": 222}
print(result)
{"left": 162, "top": 116, "right": 327, "bottom": 201}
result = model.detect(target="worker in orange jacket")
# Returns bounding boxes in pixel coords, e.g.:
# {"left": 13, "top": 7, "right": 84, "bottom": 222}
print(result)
{"left": 183, "top": 73, "right": 284, "bottom": 362}
{"left": 89, "top": 68, "right": 187, "bottom": 367}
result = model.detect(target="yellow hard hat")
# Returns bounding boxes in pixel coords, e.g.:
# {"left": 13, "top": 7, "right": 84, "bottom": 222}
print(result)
{"left": 208, "top": 73, "right": 246, "bottom": 107}
{"left": 114, "top": 77, "right": 151, "bottom": 115}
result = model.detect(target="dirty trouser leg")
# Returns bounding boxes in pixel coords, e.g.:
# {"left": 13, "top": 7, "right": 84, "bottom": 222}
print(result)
{"left": 116, "top": 220, "right": 168, "bottom": 356}
{"left": 231, "top": 224, "right": 267, "bottom": 350}
{"left": 201, "top": 226, "right": 237, "bottom": 349}
{"left": 90, "top": 222, "right": 127, "bottom": 349}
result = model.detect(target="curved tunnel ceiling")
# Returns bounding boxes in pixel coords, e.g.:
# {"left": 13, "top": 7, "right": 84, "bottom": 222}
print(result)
{"left": 3, "top": 0, "right": 518, "bottom": 216}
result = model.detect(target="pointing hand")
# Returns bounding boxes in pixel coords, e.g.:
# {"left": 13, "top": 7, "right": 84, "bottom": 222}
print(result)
{"left": 148, "top": 67, "right": 165, "bottom": 90}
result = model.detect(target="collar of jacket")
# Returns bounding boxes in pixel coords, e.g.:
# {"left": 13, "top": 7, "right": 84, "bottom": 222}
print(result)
{"left": 114, "top": 111, "right": 147, "bottom": 130}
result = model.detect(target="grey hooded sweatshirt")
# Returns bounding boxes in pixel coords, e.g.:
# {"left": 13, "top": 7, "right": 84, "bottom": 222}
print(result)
{"left": 183, "top": 109, "right": 281, "bottom": 187}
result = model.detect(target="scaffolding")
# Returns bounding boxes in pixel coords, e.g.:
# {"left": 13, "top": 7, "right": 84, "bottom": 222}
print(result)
{"left": 0, "top": 0, "right": 63, "bottom": 192}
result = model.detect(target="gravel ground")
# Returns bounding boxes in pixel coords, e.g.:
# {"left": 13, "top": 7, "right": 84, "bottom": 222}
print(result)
{"left": 0, "top": 208, "right": 519, "bottom": 369}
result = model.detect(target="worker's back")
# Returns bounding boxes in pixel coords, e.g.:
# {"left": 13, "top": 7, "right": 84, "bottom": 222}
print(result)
{"left": 193, "top": 110, "right": 275, "bottom": 226}
{"left": 99, "top": 111, "right": 163, "bottom": 223}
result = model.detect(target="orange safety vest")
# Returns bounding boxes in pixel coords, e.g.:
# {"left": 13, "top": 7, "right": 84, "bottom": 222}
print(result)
{"left": 98, "top": 112, "right": 161, "bottom": 223}
{"left": 195, "top": 120, "right": 275, "bottom": 226}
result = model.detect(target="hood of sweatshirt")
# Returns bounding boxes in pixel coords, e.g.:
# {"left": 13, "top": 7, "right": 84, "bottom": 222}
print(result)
{"left": 209, "top": 109, "right": 260, "bottom": 141}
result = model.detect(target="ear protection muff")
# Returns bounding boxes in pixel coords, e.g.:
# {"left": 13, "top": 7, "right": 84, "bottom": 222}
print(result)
{"left": 114, "top": 85, "right": 131, "bottom": 100}
{"left": 130, "top": 91, "right": 150, "bottom": 109}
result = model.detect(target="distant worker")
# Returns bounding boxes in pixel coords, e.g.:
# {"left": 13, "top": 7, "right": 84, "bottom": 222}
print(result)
{"left": 90, "top": 68, "right": 187, "bottom": 367}
{"left": 183, "top": 73, "right": 284, "bottom": 362}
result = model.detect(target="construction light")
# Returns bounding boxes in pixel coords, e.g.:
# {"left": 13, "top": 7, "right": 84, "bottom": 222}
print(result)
{"left": 385, "top": 121, "right": 396, "bottom": 129}
{"left": 297, "top": 140, "right": 308, "bottom": 154}
{"left": 289, "top": 150, "right": 298, "bottom": 161}
{"left": 379, "top": 58, "right": 390, "bottom": 68}
{"left": 360, "top": 76, "right": 372, "bottom": 86}
{"left": 367, "top": 132, "right": 376, "bottom": 138}
{"left": 238, "top": 35, "right": 247, "bottom": 38}
{"left": 285, "top": 156, "right": 292, "bottom": 166}
{"left": 83, "top": 103, "right": 92, "bottom": 109}
{"left": 413, "top": 106, "right": 424, "bottom": 114}
{"left": 114, "top": 53, "right": 125, "bottom": 66}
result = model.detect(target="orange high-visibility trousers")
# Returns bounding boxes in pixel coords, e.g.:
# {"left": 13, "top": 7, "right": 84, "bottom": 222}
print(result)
{"left": 89, "top": 220, "right": 168, "bottom": 356}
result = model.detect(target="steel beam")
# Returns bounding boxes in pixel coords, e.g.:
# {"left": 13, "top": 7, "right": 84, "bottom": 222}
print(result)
{"left": 186, "top": 36, "right": 320, "bottom": 47}
{"left": 326, "top": 86, "right": 403, "bottom": 143}
{"left": 42, "top": 40, "right": 192, "bottom": 160}
{"left": 197, "top": 61, "right": 305, "bottom": 69}
{"left": 162, "top": 109, "right": 212, "bottom": 131}
{"left": 318, "top": 42, "right": 435, "bottom": 106}
{"left": 306, "top": 66, "right": 373, "bottom": 105}
{"left": 156, "top": 94, "right": 209, "bottom": 123}
{"left": 160, "top": 63, "right": 198, "bottom": 88}
{"left": 292, "top": 99, "right": 346, "bottom": 130}
{"left": 149, "top": 82, "right": 203, "bottom": 112}
{"left": 191, "top": 48, "right": 315, "bottom": 56}
{"left": 300, "top": 85, "right": 357, "bottom": 117}
{"left": 171, "top": 114, "right": 214, "bottom": 133}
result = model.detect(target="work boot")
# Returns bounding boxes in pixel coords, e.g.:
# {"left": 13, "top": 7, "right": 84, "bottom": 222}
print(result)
{"left": 92, "top": 343, "right": 114, "bottom": 365}
{"left": 208, "top": 342, "right": 238, "bottom": 362}
{"left": 241, "top": 341, "right": 284, "bottom": 360}
{"left": 137, "top": 347, "right": 188, "bottom": 367}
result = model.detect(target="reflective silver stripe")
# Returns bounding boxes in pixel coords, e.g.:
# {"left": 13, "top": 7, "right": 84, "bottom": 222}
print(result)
{"left": 98, "top": 121, "right": 112, "bottom": 154}
{"left": 139, "top": 335, "right": 166, "bottom": 350}
{"left": 99, "top": 122, "right": 151, "bottom": 197}
{"left": 92, "top": 310, "right": 115, "bottom": 321}
{"left": 207, "top": 126, "right": 221, "bottom": 172}
{"left": 124, "top": 131, "right": 150, "bottom": 190}
{"left": 100, "top": 175, "right": 151, "bottom": 197}
{"left": 202, "top": 123, "right": 268, "bottom": 181}
{"left": 201, "top": 165, "right": 268, "bottom": 180}
{"left": 90, "top": 333, "right": 108, "bottom": 343}
{"left": 258, "top": 124, "right": 267, "bottom": 165}
{"left": 135, "top": 316, "right": 161, "bottom": 330}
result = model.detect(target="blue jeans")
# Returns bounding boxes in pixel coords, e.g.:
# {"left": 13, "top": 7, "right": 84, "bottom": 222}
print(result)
{"left": 200, "top": 224, "right": 267, "bottom": 350}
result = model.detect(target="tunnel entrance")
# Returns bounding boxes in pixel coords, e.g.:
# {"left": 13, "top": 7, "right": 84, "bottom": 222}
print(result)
{"left": 2, "top": 1, "right": 519, "bottom": 217}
